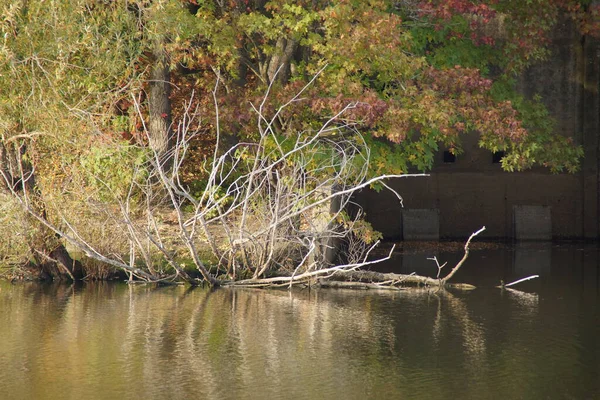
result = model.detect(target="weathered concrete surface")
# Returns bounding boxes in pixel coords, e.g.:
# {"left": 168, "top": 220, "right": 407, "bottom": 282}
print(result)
{"left": 402, "top": 209, "right": 440, "bottom": 240}
{"left": 513, "top": 205, "right": 552, "bottom": 240}
{"left": 356, "top": 15, "right": 600, "bottom": 240}
{"left": 582, "top": 28, "right": 600, "bottom": 239}
{"left": 401, "top": 252, "right": 439, "bottom": 276}
{"left": 356, "top": 171, "right": 581, "bottom": 239}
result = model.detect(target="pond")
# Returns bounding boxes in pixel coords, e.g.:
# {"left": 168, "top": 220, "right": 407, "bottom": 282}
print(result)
{"left": 0, "top": 243, "right": 598, "bottom": 399}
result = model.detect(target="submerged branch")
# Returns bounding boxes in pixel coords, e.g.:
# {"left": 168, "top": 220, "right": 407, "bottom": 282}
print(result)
{"left": 317, "top": 280, "right": 405, "bottom": 291}
{"left": 498, "top": 275, "right": 540, "bottom": 288}
{"left": 335, "top": 270, "right": 476, "bottom": 290}
{"left": 227, "top": 244, "right": 396, "bottom": 288}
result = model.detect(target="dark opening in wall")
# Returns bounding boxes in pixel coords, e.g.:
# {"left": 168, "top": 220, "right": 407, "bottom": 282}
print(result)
{"left": 492, "top": 151, "right": 505, "bottom": 164}
{"left": 443, "top": 150, "right": 456, "bottom": 163}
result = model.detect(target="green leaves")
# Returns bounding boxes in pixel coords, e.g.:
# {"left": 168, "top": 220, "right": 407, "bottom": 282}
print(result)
{"left": 80, "top": 142, "right": 149, "bottom": 201}
{"left": 1, "top": 0, "right": 583, "bottom": 221}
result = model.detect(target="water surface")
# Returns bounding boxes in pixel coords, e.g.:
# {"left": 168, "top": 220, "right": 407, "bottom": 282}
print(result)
{"left": 1, "top": 243, "right": 598, "bottom": 399}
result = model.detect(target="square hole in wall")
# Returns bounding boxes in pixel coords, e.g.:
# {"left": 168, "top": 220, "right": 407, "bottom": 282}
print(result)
{"left": 443, "top": 150, "right": 456, "bottom": 163}
{"left": 492, "top": 151, "right": 505, "bottom": 163}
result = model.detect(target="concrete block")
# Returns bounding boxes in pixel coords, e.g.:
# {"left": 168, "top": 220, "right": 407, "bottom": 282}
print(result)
{"left": 513, "top": 205, "right": 552, "bottom": 240}
{"left": 402, "top": 209, "right": 440, "bottom": 241}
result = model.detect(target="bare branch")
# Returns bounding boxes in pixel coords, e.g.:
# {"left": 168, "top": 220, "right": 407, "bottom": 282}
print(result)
{"left": 500, "top": 275, "right": 540, "bottom": 288}
{"left": 441, "top": 226, "right": 486, "bottom": 284}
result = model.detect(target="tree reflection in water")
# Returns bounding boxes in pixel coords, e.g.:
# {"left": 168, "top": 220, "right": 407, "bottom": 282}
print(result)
{"left": 0, "top": 272, "right": 598, "bottom": 400}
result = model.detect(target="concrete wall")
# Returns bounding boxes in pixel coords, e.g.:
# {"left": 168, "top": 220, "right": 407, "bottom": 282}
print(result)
{"left": 356, "top": 17, "right": 600, "bottom": 240}
{"left": 356, "top": 171, "right": 583, "bottom": 239}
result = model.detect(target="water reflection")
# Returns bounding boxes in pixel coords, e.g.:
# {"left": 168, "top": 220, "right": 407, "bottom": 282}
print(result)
{"left": 1, "top": 246, "right": 599, "bottom": 400}
{"left": 513, "top": 242, "right": 551, "bottom": 277}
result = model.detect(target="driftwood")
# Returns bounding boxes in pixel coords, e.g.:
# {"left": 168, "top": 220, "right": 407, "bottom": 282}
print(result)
{"left": 318, "top": 226, "right": 485, "bottom": 290}
{"left": 316, "top": 280, "right": 406, "bottom": 291}
{"left": 497, "top": 274, "right": 540, "bottom": 289}
{"left": 227, "top": 226, "right": 485, "bottom": 290}
{"left": 328, "top": 270, "right": 476, "bottom": 290}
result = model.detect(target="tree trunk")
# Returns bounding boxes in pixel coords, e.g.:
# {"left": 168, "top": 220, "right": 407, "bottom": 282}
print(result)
{"left": 266, "top": 37, "right": 298, "bottom": 84}
{"left": 148, "top": 43, "right": 173, "bottom": 170}
{"left": 0, "top": 140, "right": 83, "bottom": 281}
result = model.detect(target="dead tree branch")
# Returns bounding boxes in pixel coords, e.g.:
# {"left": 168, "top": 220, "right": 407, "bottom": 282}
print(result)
{"left": 4, "top": 68, "right": 434, "bottom": 287}
{"left": 441, "top": 226, "right": 485, "bottom": 285}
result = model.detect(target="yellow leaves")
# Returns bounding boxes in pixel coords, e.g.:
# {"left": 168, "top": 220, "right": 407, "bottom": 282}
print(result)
{"left": 0, "top": 2, "right": 21, "bottom": 38}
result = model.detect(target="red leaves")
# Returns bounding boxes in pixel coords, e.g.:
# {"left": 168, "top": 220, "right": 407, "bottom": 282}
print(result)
{"left": 309, "top": 91, "right": 389, "bottom": 128}
{"left": 478, "top": 35, "right": 495, "bottom": 46}
{"left": 578, "top": 3, "right": 600, "bottom": 37}
{"left": 417, "top": 0, "right": 501, "bottom": 47}
{"left": 417, "top": 0, "right": 496, "bottom": 21}
{"left": 423, "top": 65, "right": 493, "bottom": 94}
{"left": 383, "top": 65, "right": 529, "bottom": 148}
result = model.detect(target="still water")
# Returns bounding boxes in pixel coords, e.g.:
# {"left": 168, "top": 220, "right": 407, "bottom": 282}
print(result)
{"left": 0, "top": 243, "right": 599, "bottom": 400}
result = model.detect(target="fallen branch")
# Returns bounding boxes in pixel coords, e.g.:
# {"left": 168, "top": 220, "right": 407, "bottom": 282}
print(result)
{"left": 316, "top": 280, "right": 405, "bottom": 291}
{"left": 497, "top": 275, "right": 540, "bottom": 288}
{"left": 335, "top": 270, "right": 476, "bottom": 290}
{"left": 441, "top": 226, "right": 485, "bottom": 284}
{"left": 225, "top": 244, "right": 396, "bottom": 287}
{"left": 329, "top": 226, "right": 485, "bottom": 290}
{"left": 225, "top": 226, "right": 485, "bottom": 290}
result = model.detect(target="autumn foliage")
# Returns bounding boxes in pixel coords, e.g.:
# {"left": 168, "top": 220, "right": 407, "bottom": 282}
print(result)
{"left": 0, "top": 0, "right": 593, "bottom": 281}
{"left": 139, "top": 0, "right": 589, "bottom": 181}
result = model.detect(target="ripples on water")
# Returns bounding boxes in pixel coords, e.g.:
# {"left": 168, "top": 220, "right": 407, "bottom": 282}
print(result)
{"left": 0, "top": 243, "right": 599, "bottom": 400}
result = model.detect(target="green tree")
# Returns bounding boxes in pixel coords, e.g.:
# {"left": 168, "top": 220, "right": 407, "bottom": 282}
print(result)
{"left": 0, "top": 0, "right": 144, "bottom": 279}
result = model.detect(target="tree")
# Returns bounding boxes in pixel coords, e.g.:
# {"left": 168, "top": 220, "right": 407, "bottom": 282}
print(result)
{"left": 0, "top": 0, "right": 144, "bottom": 279}
{"left": 0, "top": 0, "right": 591, "bottom": 282}
{"left": 147, "top": 0, "right": 588, "bottom": 185}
